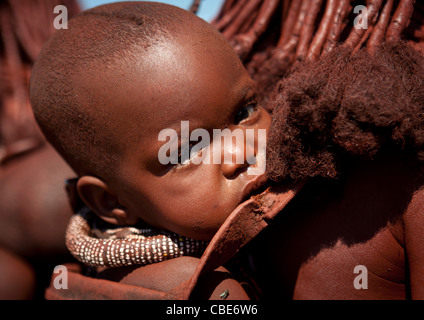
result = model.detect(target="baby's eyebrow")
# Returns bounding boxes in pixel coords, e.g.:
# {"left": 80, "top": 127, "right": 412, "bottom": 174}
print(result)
{"left": 231, "top": 84, "right": 258, "bottom": 114}
{"left": 240, "top": 84, "right": 257, "bottom": 99}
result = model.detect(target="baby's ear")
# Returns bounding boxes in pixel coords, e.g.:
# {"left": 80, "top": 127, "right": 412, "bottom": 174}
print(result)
{"left": 76, "top": 176, "right": 138, "bottom": 225}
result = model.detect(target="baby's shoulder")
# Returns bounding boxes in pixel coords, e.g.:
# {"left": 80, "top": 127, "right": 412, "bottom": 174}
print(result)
{"left": 97, "top": 256, "right": 250, "bottom": 300}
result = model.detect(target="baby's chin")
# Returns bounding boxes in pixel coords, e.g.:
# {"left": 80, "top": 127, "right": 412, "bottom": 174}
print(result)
{"left": 193, "top": 181, "right": 271, "bottom": 241}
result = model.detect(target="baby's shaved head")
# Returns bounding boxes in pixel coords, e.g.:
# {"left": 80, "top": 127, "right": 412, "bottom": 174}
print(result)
{"left": 30, "top": 2, "right": 220, "bottom": 181}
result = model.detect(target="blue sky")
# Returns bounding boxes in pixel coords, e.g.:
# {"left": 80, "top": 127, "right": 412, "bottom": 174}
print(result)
{"left": 78, "top": 0, "right": 225, "bottom": 22}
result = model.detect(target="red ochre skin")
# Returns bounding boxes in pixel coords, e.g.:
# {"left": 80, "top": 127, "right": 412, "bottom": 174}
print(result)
{"left": 250, "top": 154, "right": 424, "bottom": 300}
{"left": 97, "top": 256, "right": 251, "bottom": 300}
{"left": 0, "top": 144, "right": 75, "bottom": 299}
{"left": 0, "top": 247, "right": 36, "bottom": 300}
{"left": 0, "top": 144, "right": 74, "bottom": 257}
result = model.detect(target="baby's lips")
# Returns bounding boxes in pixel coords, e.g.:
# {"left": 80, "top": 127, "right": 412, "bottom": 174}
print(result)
{"left": 241, "top": 172, "right": 269, "bottom": 201}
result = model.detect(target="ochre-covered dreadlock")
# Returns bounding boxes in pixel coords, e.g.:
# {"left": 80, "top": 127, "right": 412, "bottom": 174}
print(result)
{"left": 211, "top": 0, "right": 424, "bottom": 104}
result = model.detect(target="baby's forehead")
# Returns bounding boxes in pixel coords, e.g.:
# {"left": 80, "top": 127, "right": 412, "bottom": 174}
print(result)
{"left": 68, "top": 8, "right": 249, "bottom": 137}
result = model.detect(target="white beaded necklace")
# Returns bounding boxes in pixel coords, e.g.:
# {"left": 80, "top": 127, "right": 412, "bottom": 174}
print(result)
{"left": 65, "top": 208, "right": 209, "bottom": 268}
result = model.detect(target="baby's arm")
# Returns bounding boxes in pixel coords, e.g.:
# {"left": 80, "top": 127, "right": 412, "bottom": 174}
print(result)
{"left": 403, "top": 187, "right": 424, "bottom": 299}
{"left": 97, "top": 256, "right": 250, "bottom": 300}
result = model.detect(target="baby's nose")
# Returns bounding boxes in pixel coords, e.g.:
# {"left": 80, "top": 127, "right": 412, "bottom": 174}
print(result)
{"left": 220, "top": 135, "right": 256, "bottom": 178}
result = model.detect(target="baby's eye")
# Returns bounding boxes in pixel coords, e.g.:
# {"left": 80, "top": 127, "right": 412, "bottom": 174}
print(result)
{"left": 235, "top": 103, "right": 258, "bottom": 124}
{"left": 177, "top": 143, "right": 198, "bottom": 165}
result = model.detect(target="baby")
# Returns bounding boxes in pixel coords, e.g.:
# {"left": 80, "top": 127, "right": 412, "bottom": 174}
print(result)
{"left": 30, "top": 2, "right": 273, "bottom": 299}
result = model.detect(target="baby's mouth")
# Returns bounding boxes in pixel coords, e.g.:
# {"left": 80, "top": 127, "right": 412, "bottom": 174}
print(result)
{"left": 241, "top": 174, "right": 270, "bottom": 203}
